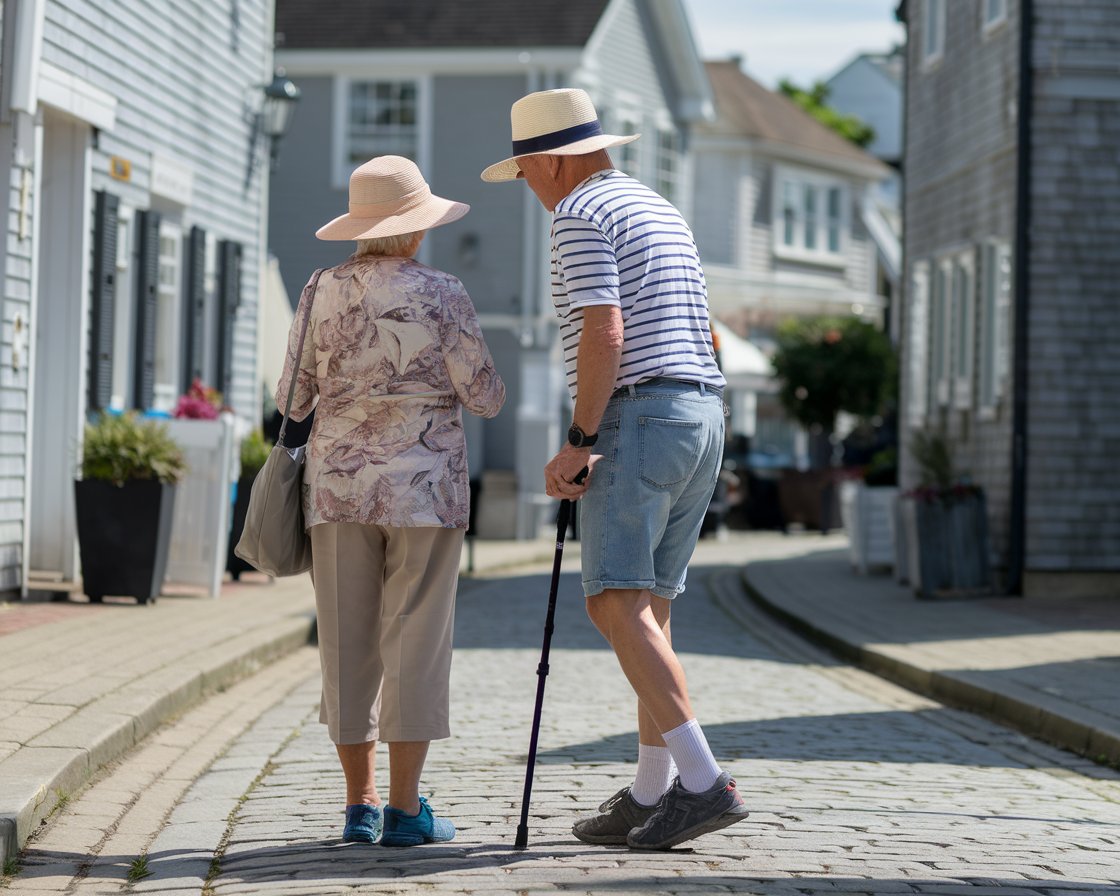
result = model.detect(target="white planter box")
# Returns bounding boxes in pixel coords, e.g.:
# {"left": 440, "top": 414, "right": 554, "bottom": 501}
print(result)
{"left": 840, "top": 481, "right": 898, "bottom": 575}
{"left": 163, "top": 415, "right": 240, "bottom": 597}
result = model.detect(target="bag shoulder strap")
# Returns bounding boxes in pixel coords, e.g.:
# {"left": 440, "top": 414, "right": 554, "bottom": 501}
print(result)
{"left": 278, "top": 268, "right": 325, "bottom": 448}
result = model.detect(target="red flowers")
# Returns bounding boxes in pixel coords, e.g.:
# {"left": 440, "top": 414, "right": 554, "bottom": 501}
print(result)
{"left": 173, "top": 379, "right": 226, "bottom": 420}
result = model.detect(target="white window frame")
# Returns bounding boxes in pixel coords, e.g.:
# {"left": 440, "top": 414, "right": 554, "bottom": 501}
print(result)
{"left": 110, "top": 205, "right": 135, "bottom": 412}
{"left": 907, "top": 261, "right": 930, "bottom": 427}
{"left": 772, "top": 166, "right": 849, "bottom": 267}
{"left": 604, "top": 97, "right": 642, "bottom": 180}
{"left": 655, "top": 127, "right": 680, "bottom": 203}
{"left": 950, "top": 250, "right": 975, "bottom": 410}
{"left": 979, "top": 240, "right": 1012, "bottom": 415}
{"left": 931, "top": 257, "right": 952, "bottom": 408}
{"left": 922, "top": 0, "right": 947, "bottom": 69}
{"left": 332, "top": 75, "right": 430, "bottom": 190}
{"left": 982, "top": 0, "right": 1008, "bottom": 36}
{"left": 152, "top": 220, "right": 183, "bottom": 413}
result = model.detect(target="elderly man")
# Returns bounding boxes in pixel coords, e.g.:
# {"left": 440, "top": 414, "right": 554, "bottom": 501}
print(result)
{"left": 482, "top": 89, "right": 748, "bottom": 850}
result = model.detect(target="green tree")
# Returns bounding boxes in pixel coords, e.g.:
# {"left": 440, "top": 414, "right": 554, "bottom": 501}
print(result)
{"left": 771, "top": 316, "right": 896, "bottom": 439}
{"left": 778, "top": 79, "right": 875, "bottom": 148}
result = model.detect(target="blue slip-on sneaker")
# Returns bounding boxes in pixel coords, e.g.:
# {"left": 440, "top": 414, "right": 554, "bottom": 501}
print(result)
{"left": 342, "top": 803, "right": 382, "bottom": 843}
{"left": 380, "top": 796, "right": 456, "bottom": 847}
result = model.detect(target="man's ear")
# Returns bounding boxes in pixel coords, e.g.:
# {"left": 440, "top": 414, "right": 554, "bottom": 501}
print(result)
{"left": 548, "top": 154, "right": 563, "bottom": 178}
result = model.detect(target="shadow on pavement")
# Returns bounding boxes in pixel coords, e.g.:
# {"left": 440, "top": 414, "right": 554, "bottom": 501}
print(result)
{"left": 16, "top": 846, "right": 1118, "bottom": 895}
{"left": 535, "top": 708, "right": 1047, "bottom": 770}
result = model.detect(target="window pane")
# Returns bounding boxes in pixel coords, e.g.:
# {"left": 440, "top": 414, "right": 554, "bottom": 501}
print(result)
{"left": 348, "top": 80, "right": 419, "bottom": 163}
{"left": 782, "top": 181, "right": 797, "bottom": 246}
{"left": 827, "top": 187, "right": 841, "bottom": 252}
{"left": 803, "top": 186, "right": 817, "bottom": 250}
{"left": 656, "top": 130, "right": 677, "bottom": 202}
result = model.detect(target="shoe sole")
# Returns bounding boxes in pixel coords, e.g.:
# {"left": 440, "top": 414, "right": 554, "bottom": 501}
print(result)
{"left": 342, "top": 832, "right": 379, "bottom": 844}
{"left": 571, "top": 826, "right": 629, "bottom": 846}
{"left": 380, "top": 832, "right": 425, "bottom": 847}
{"left": 626, "top": 806, "right": 749, "bottom": 850}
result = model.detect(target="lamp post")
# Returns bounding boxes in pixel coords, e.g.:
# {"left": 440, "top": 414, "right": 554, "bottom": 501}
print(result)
{"left": 261, "top": 69, "right": 300, "bottom": 170}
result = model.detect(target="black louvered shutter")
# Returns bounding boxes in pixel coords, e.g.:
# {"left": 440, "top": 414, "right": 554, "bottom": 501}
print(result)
{"left": 216, "top": 240, "right": 242, "bottom": 396}
{"left": 88, "top": 191, "right": 119, "bottom": 412}
{"left": 133, "top": 209, "right": 161, "bottom": 410}
{"left": 182, "top": 226, "right": 206, "bottom": 389}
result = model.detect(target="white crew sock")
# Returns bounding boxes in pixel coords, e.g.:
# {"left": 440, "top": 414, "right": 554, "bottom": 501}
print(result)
{"left": 630, "top": 744, "right": 677, "bottom": 807}
{"left": 662, "top": 718, "right": 721, "bottom": 793}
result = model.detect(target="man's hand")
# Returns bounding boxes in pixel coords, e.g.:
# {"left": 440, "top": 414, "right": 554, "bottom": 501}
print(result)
{"left": 545, "top": 445, "right": 598, "bottom": 499}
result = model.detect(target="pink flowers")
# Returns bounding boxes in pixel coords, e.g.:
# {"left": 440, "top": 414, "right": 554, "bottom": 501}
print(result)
{"left": 173, "top": 379, "right": 226, "bottom": 420}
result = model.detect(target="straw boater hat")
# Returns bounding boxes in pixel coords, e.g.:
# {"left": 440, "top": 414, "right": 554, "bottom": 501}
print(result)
{"left": 316, "top": 155, "right": 469, "bottom": 241}
{"left": 480, "top": 88, "right": 639, "bottom": 183}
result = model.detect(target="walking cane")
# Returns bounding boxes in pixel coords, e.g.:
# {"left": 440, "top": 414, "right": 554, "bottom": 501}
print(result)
{"left": 514, "top": 466, "right": 588, "bottom": 849}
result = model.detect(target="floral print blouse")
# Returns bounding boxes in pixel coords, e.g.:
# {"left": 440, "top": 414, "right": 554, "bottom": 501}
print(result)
{"left": 276, "top": 255, "right": 505, "bottom": 529}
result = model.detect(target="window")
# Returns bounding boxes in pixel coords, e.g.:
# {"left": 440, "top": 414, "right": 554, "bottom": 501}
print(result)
{"left": 983, "top": 0, "right": 1007, "bottom": 32}
{"left": 950, "top": 252, "right": 974, "bottom": 409}
{"left": 656, "top": 129, "right": 679, "bottom": 202}
{"left": 617, "top": 116, "right": 640, "bottom": 177}
{"left": 907, "top": 262, "right": 930, "bottom": 427}
{"left": 345, "top": 80, "right": 419, "bottom": 169}
{"left": 774, "top": 168, "right": 848, "bottom": 262}
{"left": 979, "top": 241, "right": 1012, "bottom": 410}
{"left": 923, "top": 0, "right": 946, "bottom": 66}
{"left": 152, "top": 221, "right": 183, "bottom": 413}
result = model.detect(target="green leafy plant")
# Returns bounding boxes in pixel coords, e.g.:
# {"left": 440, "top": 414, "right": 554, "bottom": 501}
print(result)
{"left": 81, "top": 413, "right": 186, "bottom": 487}
{"left": 907, "top": 429, "right": 980, "bottom": 503}
{"left": 771, "top": 316, "right": 896, "bottom": 434}
{"left": 778, "top": 79, "right": 876, "bottom": 147}
{"left": 863, "top": 446, "right": 898, "bottom": 486}
{"left": 127, "top": 855, "right": 152, "bottom": 882}
{"left": 239, "top": 430, "right": 273, "bottom": 479}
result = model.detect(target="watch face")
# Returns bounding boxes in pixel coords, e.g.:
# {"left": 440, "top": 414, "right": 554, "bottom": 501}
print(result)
{"left": 568, "top": 425, "right": 582, "bottom": 447}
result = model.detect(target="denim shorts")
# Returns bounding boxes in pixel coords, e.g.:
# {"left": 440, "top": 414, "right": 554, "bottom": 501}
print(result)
{"left": 579, "top": 379, "right": 725, "bottom": 600}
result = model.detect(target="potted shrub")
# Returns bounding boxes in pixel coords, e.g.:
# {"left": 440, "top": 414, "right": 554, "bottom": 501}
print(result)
{"left": 75, "top": 413, "right": 186, "bottom": 604}
{"left": 227, "top": 429, "right": 273, "bottom": 580}
{"left": 898, "top": 430, "right": 991, "bottom": 599}
{"left": 840, "top": 446, "right": 899, "bottom": 574}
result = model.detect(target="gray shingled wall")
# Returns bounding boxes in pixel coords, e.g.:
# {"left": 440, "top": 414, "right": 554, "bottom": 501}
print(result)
{"left": 1025, "top": 0, "right": 1120, "bottom": 573}
{"left": 900, "top": 0, "right": 1019, "bottom": 573}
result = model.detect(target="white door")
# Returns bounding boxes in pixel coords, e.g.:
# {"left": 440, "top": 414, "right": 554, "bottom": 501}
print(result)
{"left": 27, "top": 111, "right": 92, "bottom": 579}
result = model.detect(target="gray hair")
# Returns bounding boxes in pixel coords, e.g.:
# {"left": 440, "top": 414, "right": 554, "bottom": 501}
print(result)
{"left": 355, "top": 231, "right": 424, "bottom": 258}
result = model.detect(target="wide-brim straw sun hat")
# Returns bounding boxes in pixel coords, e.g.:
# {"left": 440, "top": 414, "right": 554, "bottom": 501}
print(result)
{"left": 316, "top": 155, "right": 469, "bottom": 241}
{"left": 480, "top": 88, "right": 639, "bottom": 183}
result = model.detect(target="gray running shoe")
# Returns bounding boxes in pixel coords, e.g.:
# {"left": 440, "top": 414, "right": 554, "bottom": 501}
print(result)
{"left": 626, "top": 771, "right": 749, "bottom": 850}
{"left": 572, "top": 786, "right": 659, "bottom": 845}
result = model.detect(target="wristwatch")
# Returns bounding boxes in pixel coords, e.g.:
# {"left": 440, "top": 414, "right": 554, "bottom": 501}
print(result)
{"left": 567, "top": 423, "right": 598, "bottom": 448}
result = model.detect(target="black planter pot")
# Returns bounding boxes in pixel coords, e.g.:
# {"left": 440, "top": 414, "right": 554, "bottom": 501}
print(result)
{"left": 74, "top": 479, "right": 177, "bottom": 604}
{"left": 227, "top": 472, "right": 258, "bottom": 580}
{"left": 902, "top": 490, "right": 992, "bottom": 599}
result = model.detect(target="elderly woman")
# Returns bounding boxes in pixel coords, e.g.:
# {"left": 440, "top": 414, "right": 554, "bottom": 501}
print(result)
{"left": 277, "top": 156, "right": 505, "bottom": 847}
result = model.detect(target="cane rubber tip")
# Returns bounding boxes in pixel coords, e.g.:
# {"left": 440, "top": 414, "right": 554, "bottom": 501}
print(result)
{"left": 514, "top": 826, "right": 529, "bottom": 849}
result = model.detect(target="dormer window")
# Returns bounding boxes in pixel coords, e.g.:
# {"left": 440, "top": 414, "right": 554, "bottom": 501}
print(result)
{"left": 773, "top": 166, "right": 848, "bottom": 265}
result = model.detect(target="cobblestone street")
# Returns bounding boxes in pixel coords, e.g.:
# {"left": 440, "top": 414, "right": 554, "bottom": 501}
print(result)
{"left": 9, "top": 544, "right": 1120, "bottom": 895}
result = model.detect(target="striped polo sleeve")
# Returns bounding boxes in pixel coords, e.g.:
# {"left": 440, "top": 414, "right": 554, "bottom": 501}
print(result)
{"left": 552, "top": 214, "right": 619, "bottom": 308}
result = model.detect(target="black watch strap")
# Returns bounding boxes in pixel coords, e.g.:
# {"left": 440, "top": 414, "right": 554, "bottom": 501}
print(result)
{"left": 568, "top": 423, "right": 598, "bottom": 448}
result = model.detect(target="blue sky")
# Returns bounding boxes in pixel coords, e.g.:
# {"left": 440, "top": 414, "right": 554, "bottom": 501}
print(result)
{"left": 682, "top": 0, "right": 905, "bottom": 87}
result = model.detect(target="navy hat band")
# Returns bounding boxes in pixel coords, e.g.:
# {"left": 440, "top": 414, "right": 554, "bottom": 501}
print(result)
{"left": 511, "top": 120, "right": 604, "bottom": 156}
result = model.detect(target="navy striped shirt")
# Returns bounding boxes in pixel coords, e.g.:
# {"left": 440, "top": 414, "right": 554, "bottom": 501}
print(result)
{"left": 550, "top": 169, "right": 725, "bottom": 399}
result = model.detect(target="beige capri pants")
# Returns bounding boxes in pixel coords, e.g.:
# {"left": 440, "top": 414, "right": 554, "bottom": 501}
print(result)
{"left": 309, "top": 522, "right": 465, "bottom": 745}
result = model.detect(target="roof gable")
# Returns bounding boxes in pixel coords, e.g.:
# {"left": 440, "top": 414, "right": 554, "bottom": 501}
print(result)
{"left": 275, "top": 0, "right": 611, "bottom": 50}
{"left": 703, "top": 61, "right": 886, "bottom": 174}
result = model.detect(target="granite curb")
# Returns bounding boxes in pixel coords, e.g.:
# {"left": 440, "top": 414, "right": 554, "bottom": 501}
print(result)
{"left": 740, "top": 565, "right": 1120, "bottom": 768}
{"left": 0, "top": 608, "right": 315, "bottom": 868}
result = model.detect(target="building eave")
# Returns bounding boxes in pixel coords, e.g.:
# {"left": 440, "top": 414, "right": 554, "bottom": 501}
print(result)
{"left": 276, "top": 46, "right": 585, "bottom": 77}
